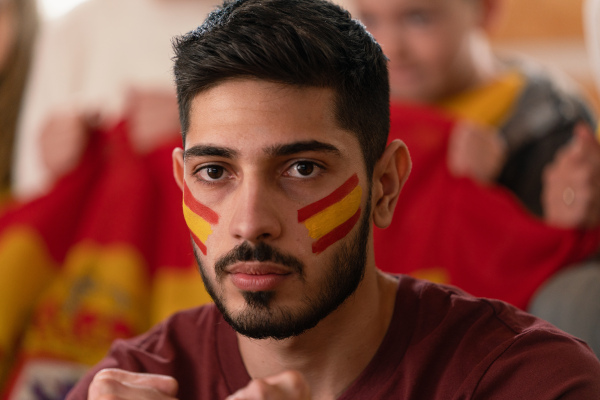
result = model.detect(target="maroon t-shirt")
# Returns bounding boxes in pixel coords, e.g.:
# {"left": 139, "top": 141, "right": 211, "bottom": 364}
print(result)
{"left": 67, "top": 275, "right": 600, "bottom": 399}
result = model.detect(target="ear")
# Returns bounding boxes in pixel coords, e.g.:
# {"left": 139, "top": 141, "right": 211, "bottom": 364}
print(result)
{"left": 172, "top": 147, "right": 185, "bottom": 191}
{"left": 371, "top": 139, "right": 411, "bottom": 229}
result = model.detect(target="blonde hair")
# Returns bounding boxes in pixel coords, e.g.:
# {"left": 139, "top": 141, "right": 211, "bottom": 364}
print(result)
{"left": 0, "top": 0, "right": 38, "bottom": 193}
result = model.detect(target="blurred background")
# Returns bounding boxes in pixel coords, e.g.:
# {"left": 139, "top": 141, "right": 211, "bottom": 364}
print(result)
{"left": 36, "top": 0, "right": 600, "bottom": 110}
{"left": 490, "top": 0, "right": 600, "bottom": 111}
{"left": 38, "top": 0, "right": 86, "bottom": 18}
{"left": 0, "top": 0, "right": 598, "bottom": 399}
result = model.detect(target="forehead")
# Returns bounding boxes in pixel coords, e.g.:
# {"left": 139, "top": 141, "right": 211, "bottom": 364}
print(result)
{"left": 186, "top": 79, "right": 359, "bottom": 156}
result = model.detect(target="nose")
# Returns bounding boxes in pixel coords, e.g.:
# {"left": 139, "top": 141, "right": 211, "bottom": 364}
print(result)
{"left": 228, "top": 176, "right": 283, "bottom": 243}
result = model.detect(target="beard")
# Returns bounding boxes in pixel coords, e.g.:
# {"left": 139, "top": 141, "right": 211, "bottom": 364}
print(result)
{"left": 193, "top": 198, "right": 372, "bottom": 340}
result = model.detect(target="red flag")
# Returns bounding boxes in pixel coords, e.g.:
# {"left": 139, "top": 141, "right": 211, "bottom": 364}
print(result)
{"left": 0, "top": 121, "right": 210, "bottom": 399}
{"left": 374, "top": 103, "right": 600, "bottom": 310}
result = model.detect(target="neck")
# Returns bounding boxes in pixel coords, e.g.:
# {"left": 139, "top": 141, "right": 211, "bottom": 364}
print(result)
{"left": 236, "top": 268, "right": 398, "bottom": 400}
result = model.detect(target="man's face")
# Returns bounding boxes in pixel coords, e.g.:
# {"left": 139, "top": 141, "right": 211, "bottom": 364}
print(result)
{"left": 355, "top": 0, "right": 483, "bottom": 103}
{"left": 174, "top": 79, "right": 373, "bottom": 340}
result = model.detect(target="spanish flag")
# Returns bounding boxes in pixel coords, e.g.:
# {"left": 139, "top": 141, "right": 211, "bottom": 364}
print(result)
{"left": 374, "top": 103, "right": 600, "bottom": 310}
{"left": 182, "top": 183, "right": 219, "bottom": 255}
{"left": 298, "top": 174, "right": 362, "bottom": 254}
{"left": 0, "top": 121, "right": 212, "bottom": 399}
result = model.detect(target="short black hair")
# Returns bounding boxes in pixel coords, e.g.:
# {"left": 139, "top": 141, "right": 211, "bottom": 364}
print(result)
{"left": 173, "top": 0, "right": 389, "bottom": 178}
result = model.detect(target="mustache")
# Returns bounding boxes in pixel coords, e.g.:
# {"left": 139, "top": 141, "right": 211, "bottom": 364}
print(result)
{"left": 215, "top": 241, "right": 305, "bottom": 278}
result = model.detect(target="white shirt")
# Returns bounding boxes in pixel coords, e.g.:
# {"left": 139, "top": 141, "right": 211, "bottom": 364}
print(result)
{"left": 14, "top": 0, "right": 218, "bottom": 199}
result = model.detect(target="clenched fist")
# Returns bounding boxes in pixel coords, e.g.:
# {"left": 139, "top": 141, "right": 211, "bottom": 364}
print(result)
{"left": 227, "top": 370, "right": 311, "bottom": 400}
{"left": 88, "top": 369, "right": 179, "bottom": 400}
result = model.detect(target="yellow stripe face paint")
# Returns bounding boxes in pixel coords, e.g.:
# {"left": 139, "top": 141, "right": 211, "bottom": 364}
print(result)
{"left": 304, "top": 185, "right": 362, "bottom": 239}
{"left": 183, "top": 204, "right": 213, "bottom": 244}
{"left": 182, "top": 182, "right": 219, "bottom": 255}
{"left": 298, "top": 174, "right": 362, "bottom": 254}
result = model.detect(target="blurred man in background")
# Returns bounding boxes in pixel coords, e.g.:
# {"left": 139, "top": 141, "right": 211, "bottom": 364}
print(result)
{"left": 355, "top": 0, "right": 600, "bottom": 355}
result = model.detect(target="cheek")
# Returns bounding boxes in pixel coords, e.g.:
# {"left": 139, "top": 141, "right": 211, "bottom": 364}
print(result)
{"left": 298, "top": 174, "right": 362, "bottom": 254}
{"left": 409, "top": 35, "right": 465, "bottom": 93}
{"left": 183, "top": 183, "right": 219, "bottom": 255}
{"left": 430, "top": 24, "right": 472, "bottom": 66}
{"left": 412, "top": 34, "right": 453, "bottom": 71}
{"left": 369, "top": 23, "right": 398, "bottom": 54}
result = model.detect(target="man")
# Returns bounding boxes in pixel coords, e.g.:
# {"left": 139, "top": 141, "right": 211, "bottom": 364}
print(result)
{"left": 355, "top": 0, "right": 600, "bottom": 355}
{"left": 66, "top": 0, "right": 600, "bottom": 398}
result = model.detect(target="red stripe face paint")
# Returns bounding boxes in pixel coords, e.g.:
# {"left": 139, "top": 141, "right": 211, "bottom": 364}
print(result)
{"left": 183, "top": 182, "right": 219, "bottom": 255}
{"left": 298, "top": 174, "right": 362, "bottom": 254}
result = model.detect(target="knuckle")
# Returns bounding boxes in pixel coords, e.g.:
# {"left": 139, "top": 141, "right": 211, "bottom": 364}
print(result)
{"left": 96, "top": 395, "right": 120, "bottom": 400}
{"left": 94, "top": 368, "right": 121, "bottom": 380}
{"left": 89, "top": 379, "right": 120, "bottom": 400}
{"left": 282, "top": 371, "right": 308, "bottom": 393}
{"left": 248, "top": 378, "right": 270, "bottom": 395}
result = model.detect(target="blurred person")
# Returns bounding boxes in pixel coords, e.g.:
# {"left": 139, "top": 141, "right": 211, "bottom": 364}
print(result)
{"left": 356, "top": 0, "right": 600, "bottom": 355}
{"left": 13, "top": 0, "right": 219, "bottom": 200}
{"left": 0, "top": 0, "right": 218, "bottom": 398}
{"left": 65, "top": 1, "right": 600, "bottom": 398}
{"left": 0, "top": 0, "right": 38, "bottom": 200}
{"left": 525, "top": 0, "right": 600, "bottom": 359}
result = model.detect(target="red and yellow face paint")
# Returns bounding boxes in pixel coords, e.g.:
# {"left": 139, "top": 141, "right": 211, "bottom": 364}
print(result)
{"left": 298, "top": 174, "right": 362, "bottom": 254}
{"left": 182, "top": 182, "right": 219, "bottom": 255}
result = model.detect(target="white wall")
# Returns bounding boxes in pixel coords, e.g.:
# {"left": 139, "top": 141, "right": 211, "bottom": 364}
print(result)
{"left": 37, "top": 0, "right": 89, "bottom": 19}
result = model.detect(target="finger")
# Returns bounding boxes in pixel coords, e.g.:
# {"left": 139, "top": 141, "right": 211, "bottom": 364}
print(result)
{"left": 573, "top": 122, "right": 596, "bottom": 144}
{"left": 82, "top": 110, "right": 106, "bottom": 129}
{"left": 447, "top": 122, "right": 470, "bottom": 176}
{"left": 89, "top": 379, "right": 178, "bottom": 400}
{"left": 226, "top": 371, "right": 310, "bottom": 400}
{"left": 562, "top": 123, "right": 600, "bottom": 163}
{"left": 94, "top": 369, "right": 178, "bottom": 397}
{"left": 227, "top": 379, "right": 281, "bottom": 400}
{"left": 263, "top": 370, "right": 310, "bottom": 397}
{"left": 123, "top": 86, "right": 142, "bottom": 116}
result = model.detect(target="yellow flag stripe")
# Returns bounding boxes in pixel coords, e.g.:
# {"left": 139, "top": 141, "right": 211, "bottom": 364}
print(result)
{"left": 440, "top": 70, "right": 525, "bottom": 127}
{"left": 183, "top": 203, "right": 213, "bottom": 243}
{"left": 304, "top": 185, "right": 362, "bottom": 239}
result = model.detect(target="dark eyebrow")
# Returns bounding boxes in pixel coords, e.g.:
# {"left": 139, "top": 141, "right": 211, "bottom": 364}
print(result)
{"left": 265, "top": 141, "right": 342, "bottom": 158}
{"left": 184, "top": 145, "right": 238, "bottom": 160}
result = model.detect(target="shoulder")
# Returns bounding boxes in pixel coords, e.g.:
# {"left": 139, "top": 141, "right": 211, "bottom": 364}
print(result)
{"left": 505, "top": 58, "right": 595, "bottom": 126}
{"left": 111, "top": 304, "right": 221, "bottom": 358}
{"left": 394, "top": 275, "right": 600, "bottom": 397}
{"left": 471, "top": 317, "right": 600, "bottom": 398}
{"left": 84, "top": 304, "right": 222, "bottom": 376}
{"left": 397, "top": 274, "right": 591, "bottom": 348}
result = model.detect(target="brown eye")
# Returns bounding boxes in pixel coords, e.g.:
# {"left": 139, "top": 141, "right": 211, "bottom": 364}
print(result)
{"left": 286, "top": 161, "right": 323, "bottom": 179}
{"left": 198, "top": 165, "right": 227, "bottom": 182}
{"left": 295, "top": 162, "right": 314, "bottom": 176}
{"left": 205, "top": 166, "right": 224, "bottom": 180}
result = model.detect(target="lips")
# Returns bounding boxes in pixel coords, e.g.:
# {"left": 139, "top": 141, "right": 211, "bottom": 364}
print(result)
{"left": 227, "top": 262, "right": 292, "bottom": 292}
